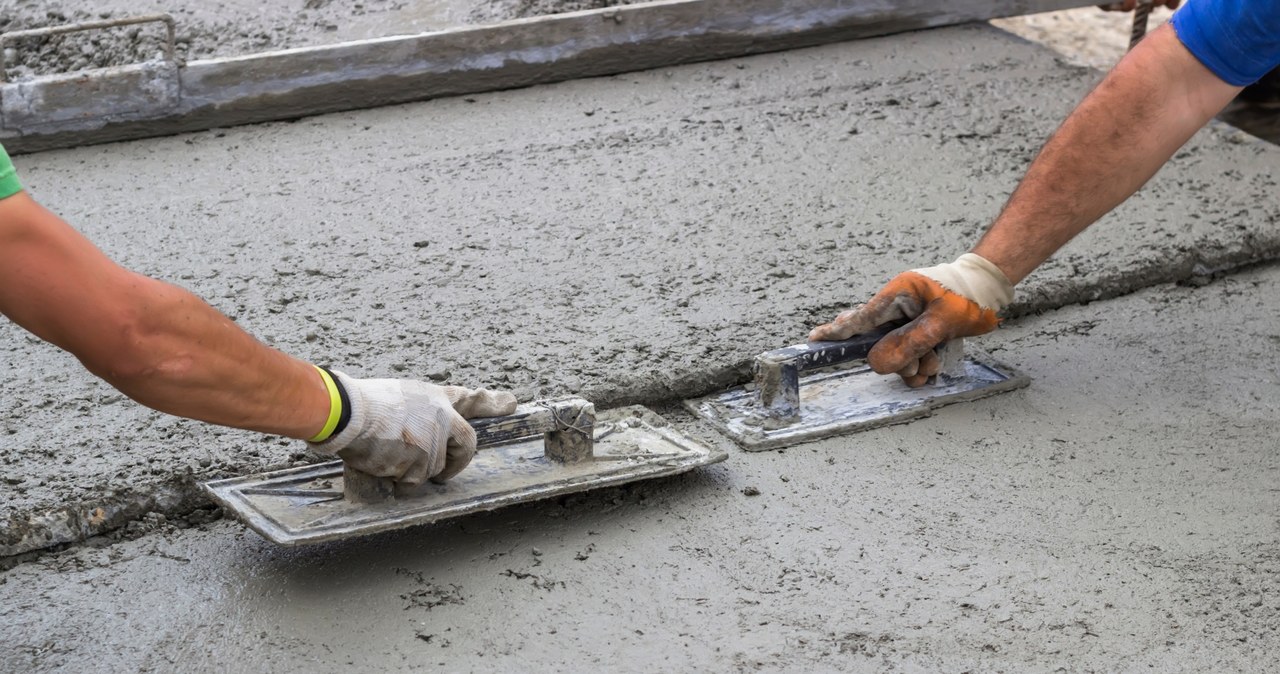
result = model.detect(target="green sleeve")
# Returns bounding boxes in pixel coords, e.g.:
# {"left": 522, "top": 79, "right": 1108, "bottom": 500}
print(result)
{"left": 0, "top": 144, "right": 23, "bottom": 199}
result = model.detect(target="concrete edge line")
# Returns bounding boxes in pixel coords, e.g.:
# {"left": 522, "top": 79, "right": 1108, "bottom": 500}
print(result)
{"left": 5, "top": 221, "right": 1280, "bottom": 558}
{"left": 1, "top": 479, "right": 204, "bottom": 558}
{"left": 0, "top": 0, "right": 1097, "bottom": 154}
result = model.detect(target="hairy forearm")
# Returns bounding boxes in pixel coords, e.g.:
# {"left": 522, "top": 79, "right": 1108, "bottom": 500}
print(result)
{"left": 972, "top": 24, "right": 1242, "bottom": 285}
{"left": 85, "top": 274, "right": 331, "bottom": 439}
{"left": 0, "top": 193, "right": 330, "bottom": 439}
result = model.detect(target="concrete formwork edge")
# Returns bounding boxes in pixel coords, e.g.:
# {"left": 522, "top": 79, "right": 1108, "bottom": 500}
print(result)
{"left": 0, "top": 0, "right": 1097, "bottom": 154}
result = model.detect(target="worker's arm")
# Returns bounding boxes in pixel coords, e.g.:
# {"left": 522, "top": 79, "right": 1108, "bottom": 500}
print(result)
{"left": 0, "top": 189, "right": 514, "bottom": 483}
{"left": 971, "top": 23, "right": 1240, "bottom": 284}
{"left": 810, "top": 22, "right": 1242, "bottom": 384}
{"left": 0, "top": 191, "right": 335, "bottom": 438}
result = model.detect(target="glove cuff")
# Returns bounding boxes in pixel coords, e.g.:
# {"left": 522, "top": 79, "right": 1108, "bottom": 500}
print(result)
{"left": 914, "top": 253, "right": 1015, "bottom": 311}
{"left": 308, "top": 370, "right": 367, "bottom": 455}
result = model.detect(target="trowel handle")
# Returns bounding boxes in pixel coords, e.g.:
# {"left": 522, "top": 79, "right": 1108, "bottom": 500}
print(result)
{"left": 342, "top": 397, "right": 596, "bottom": 504}
{"left": 758, "top": 325, "right": 896, "bottom": 373}
{"left": 753, "top": 327, "right": 964, "bottom": 420}
{"left": 470, "top": 399, "right": 595, "bottom": 453}
{"left": 751, "top": 327, "right": 891, "bottom": 421}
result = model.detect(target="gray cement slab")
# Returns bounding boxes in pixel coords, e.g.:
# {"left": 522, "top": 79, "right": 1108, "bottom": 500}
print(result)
{"left": 3, "top": 263, "right": 1278, "bottom": 671}
{"left": 2, "top": 24, "right": 1278, "bottom": 553}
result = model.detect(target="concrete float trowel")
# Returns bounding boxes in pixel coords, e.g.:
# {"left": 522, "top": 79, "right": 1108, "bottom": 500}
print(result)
{"left": 205, "top": 401, "right": 725, "bottom": 545}
{"left": 685, "top": 327, "right": 1029, "bottom": 451}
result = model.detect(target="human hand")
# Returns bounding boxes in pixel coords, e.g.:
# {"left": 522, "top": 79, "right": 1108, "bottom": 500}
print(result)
{"left": 808, "top": 254, "right": 1013, "bottom": 387}
{"left": 309, "top": 372, "right": 517, "bottom": 485}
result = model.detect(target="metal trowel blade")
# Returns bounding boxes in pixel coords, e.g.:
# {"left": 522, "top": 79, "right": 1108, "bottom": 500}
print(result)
{"left": 204, "top": 406, "right": 725, "bottom": 545}
{"left": 685, "top": 349, "right": 1028, "bottom": 451}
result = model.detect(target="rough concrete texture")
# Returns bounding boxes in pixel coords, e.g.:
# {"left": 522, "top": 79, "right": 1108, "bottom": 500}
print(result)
{"left": 2, "top": 23, "right": 1277, "bottom": 554}
{"left": 471, "top": 0, "right": 636, "bottom": 22}
{"left": 4, "top": 264, "right": 1280, "bottom": 671}
{"left": 0, "top": 0, "right": 626, "bottom": 79}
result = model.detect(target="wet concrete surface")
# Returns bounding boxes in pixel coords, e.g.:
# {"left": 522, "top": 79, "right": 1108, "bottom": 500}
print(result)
{"left": 4, "top": 264, "right": 1279, "bottom": 671}
{"left": 3, "top": 23, "right": 1278, "bottom": 554}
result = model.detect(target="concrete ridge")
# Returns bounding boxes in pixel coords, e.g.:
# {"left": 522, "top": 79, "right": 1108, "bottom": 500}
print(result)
{"left": 2, "top": 476, "right": 202, "bottom": 557}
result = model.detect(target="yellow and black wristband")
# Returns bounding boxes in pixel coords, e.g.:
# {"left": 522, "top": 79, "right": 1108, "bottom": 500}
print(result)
{"left": 308, "top": 366, "right": 352, "bottom": 443}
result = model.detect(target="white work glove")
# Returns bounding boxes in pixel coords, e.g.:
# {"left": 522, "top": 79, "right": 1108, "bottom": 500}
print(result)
{"left": 810, "top": 253, "right": 1014, "bottom": 387}
{"left": 310, "top": 371, "right": 517, "bottom": 485}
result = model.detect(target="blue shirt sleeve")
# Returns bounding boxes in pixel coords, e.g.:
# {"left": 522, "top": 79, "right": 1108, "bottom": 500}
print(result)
{"left": 1170, "top": 0, "right": 1280, "bottom": 86}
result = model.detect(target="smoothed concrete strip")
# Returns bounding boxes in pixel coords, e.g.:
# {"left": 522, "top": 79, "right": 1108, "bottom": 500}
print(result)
{"left": 0, "top": 478, "right": 202, "bottom": 557}
{"left": 0, "top": 0, "right": 1098, "bottom": 153}
{"left": 1, "top": 24, "right": 1276, "bottom": 556}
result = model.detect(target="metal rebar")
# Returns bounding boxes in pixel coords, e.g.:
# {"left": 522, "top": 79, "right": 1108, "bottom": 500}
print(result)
{"left": 1129, "top": 1, "right": 1153, "bottom": 50}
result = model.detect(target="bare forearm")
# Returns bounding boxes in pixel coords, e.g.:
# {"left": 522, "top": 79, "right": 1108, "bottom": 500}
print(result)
{"left": 973, "top": 24, "right": 1242, "bottom": 285}
{"left": 86, "top": 274, "right": 331, "bottom": 439}
{"left": 0, "top": 193, "right": 330, "bottom": 439}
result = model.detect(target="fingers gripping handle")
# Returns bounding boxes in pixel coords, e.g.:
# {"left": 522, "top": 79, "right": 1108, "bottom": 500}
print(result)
{"left": 754, "top": 326, "right": 890, "bottom": 420}
{"left": 342, "top": 398, "right": 595, "bottom": 504}
{"left": 754, "top": 328, "right": 963, "bottom": 420}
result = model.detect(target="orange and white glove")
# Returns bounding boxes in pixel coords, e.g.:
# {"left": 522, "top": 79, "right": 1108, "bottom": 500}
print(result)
{"left": 309, "top": 371, "right": 517, "bottom": 485}
{"left": 809, "top": 253, "right": 1014, "bottom": 387}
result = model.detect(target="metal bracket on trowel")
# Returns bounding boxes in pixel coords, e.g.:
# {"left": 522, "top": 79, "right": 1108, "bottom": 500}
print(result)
{"left": 685, "top": 329, "right": 1029, "bottom": 451}
{"left": 204, "top": 398, "right": 725, "bottom": 546}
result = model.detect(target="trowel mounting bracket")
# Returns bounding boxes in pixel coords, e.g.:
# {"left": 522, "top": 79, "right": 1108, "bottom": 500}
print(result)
{"left": 345, "top": 398, "right": 596, "bottom": 503}
{"left": 754, "top": 328, "right": 965, "bottom": 420}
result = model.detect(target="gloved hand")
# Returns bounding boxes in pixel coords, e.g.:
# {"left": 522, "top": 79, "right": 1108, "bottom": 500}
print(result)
{"left": 310, "top": 371, "right": 517, "bottom": 485}
{"left": 808, "top": 253, "right": 1014, "bottom": 387}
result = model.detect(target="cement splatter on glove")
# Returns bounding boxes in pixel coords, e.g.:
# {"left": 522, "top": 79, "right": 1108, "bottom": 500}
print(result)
{"left": 809, "top": 253, "right": 1014, "bottom": 387}
{"left": 308, "top": 371, "right": 517, "bottom": 485}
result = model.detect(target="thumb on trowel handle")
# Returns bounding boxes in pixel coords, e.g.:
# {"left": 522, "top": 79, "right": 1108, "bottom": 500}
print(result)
{"left": 762, "top": 324, "right": 897, "bottom": 373}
